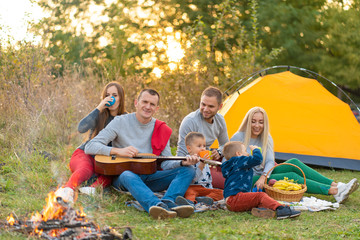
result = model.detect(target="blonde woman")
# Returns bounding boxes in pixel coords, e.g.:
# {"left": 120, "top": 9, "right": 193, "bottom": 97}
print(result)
{"left": 230, "top": 107, "right": 358, "bottom": 203}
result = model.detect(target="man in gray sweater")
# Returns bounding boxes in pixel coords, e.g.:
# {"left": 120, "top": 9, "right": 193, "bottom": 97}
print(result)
{"left": 85, "top": 89, "right": 198, "bottom": 220}
{"left": 176, "top": 86, "right": 229, "bottom": 160}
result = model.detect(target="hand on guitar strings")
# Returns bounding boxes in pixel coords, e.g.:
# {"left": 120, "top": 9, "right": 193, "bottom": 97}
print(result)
{"left": 181, "top": 155, "right": 200, "bottom": 166}
{"left": 110, "top": 146, "right": 139, "bottom": 158}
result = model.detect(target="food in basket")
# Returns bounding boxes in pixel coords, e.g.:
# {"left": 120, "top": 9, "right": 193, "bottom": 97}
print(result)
{"left": 268, "top": 179, "right": 277, "bottom": 186}
{"left": 272, "top": 177, "right": 302, "bottom": 191}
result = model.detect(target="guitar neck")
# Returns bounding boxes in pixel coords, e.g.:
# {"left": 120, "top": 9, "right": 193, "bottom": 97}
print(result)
{"left": 132, "top": 155, "right": 187, "bottom": 160}
{"left": 132, "top": 155, "right": 221, "bottom": 166}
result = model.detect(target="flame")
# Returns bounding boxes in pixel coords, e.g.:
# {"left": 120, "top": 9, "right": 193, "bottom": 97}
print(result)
{"left": 41, "top": 191, "right": 64, "bottom": 221}
{"left": 35, "top": 227, "right": 43, "bottom": 236}
{"left": 77, "top": 206, "right": 87, "bottom": 218}
{"left": 8, "top": 190, "right": 94, "bottom": 238}
{"left": 6, "top": 214, "right": 15, "bottom": 225}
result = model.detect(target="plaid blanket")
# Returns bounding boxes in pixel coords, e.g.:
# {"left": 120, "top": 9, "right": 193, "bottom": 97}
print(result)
{"left": 113, "top": 187, "right": 227, "bottom": 212}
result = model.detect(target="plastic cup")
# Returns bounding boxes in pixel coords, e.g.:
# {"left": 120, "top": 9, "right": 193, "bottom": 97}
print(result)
{"left": 105, "top": 96, "right": 116, "bottom": 107}
{"left": 199, "top": 150, "right": 212, "bottom": 159}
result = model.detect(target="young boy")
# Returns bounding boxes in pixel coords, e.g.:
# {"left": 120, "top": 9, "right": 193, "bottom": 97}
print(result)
{"left": 176, "top": 132, "right": 223, "bottom": 206}
{"left": 221, "top": 141, "right": 301, "bottom": 220}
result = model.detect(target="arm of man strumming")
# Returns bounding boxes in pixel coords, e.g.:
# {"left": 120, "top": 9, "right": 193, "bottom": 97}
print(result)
{"left": 78, "top": 108, "right": 100, "bottom": 133}
{"left": 84, "top": 120, "right": 118, "bottom": 156}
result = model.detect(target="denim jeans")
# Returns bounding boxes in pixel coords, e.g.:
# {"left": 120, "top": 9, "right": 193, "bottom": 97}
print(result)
{"left": 113, "top": 166, "right": 195, "bottom": 212}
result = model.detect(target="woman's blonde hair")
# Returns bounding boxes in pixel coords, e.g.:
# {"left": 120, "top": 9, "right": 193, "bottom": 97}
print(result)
{"left": 238, "top": 106, "right": 272, "bottom": 168}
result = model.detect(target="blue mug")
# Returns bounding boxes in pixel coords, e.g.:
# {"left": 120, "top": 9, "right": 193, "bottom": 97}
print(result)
{"left": 105, "top": 96, "right": 116, "bottom": 107}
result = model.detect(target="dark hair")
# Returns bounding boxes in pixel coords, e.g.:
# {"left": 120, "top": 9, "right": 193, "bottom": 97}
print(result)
{"left": 91, "top": 81, "right": 126, "bottom": 138}
{"left": 201, "top": 86, "right": 223, "bottom": 105}
{"left": 185, "top": 132, "right": 205, "bottom": 146}
{"left": 138, "top": 89, "right": 160, "bottom": 105}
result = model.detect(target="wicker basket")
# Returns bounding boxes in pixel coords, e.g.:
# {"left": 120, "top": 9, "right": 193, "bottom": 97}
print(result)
{"left": 263, "top": 163, "right": 307, "bottom": 202}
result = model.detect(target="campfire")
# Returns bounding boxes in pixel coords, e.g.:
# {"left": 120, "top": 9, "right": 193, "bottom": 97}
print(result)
{"left": 3, "top": 191, "right": 132, "bottom": 239}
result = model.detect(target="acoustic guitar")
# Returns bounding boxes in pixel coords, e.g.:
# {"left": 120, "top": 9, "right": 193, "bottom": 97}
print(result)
{"left": 95, "top": 153, "right": 222, "bottom": 175}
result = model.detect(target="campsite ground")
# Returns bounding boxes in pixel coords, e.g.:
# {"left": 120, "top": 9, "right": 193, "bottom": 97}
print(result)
{"left": 0, "top": 154, "right": 359, "bottom": 240}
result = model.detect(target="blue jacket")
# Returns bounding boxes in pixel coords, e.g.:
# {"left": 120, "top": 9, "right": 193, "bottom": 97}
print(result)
{"left": 221, "top": 149, "right": 263, "bottom": 198}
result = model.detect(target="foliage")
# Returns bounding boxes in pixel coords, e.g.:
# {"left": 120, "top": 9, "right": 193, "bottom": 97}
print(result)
{"left": 318, "top": 1, "right": 360, "bottom": 89}
{"left": 27, "top": 0, "right": 360, "bottom": 94}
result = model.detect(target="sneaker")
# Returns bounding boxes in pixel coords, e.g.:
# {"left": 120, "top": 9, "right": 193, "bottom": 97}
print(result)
{"left": 288, "top": 206, "right": 301, "bottom": 218}
{"left": 175, "top": 196, "right": 194, "bottom": 206}
{"left": 161, "top": 199, "right": 194, "bottom": 218}
{"left": 149, "top": 203, "right": 177, "bottom": 220}
{"left": 276, "top": 206, "right": 301, "bottom": 220}
{"left": 55, "top": 187, "right": 74, "bottom": 204}
{"left": 251, "top": 208, "right": 276, "bottom": 219}
{"left": 79, "top": 187, "right": 96, "bottom": 196}
{"left": 345, "top": 178, "right": 359, "bottom": 195}
{"left": 195, "top": 196, "right": 214, "bottom": 206}
{"left": 335, "top": 178, "right": 359, "bottom": 203}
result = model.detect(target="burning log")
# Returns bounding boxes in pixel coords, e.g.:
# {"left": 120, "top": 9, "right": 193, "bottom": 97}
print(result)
{"left": 3, "top": 191, "right": 132, "bottom": 240}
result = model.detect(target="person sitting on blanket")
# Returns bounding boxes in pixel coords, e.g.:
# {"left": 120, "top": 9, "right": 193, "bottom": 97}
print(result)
{"left": 85, "top": 89, "right": 199, "bottom": 220}
{"left": 221, "top": 141, "right": 301, "bottom": 220}
{"left": 175, "top": 132, "right": 223, "bottom": 206}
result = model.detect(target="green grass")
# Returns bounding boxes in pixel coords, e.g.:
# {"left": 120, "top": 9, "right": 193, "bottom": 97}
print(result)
{"left": 0, "top": 152, "right": 360, "bottom": 240}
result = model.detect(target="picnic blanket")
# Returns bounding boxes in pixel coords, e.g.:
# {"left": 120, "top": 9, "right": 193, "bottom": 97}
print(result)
{"left": 278, "top": 196, "right": 340, "bottom": 212}
{"left": 113, "top": 187, "right": 339, "bottom": 213}
{"left": 113, "top": 187, "right": 227, "bottom": 212}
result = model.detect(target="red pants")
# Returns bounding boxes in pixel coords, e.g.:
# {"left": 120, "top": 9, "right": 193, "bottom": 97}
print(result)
{"left": 64, "top": 149, "right": 112, "bottom": 189}
{"left": 184, "top": 185, "right": 223, "bottom": 203}
{"left": 226, "top": 192, "right": 282, "bottom": 212}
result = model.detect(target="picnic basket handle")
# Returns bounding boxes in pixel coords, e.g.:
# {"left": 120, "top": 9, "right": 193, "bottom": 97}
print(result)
{"left": 264, "top": 163, "right": 306, "bottom": 186}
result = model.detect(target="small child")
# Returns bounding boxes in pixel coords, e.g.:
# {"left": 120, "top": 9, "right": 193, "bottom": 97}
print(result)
{"left": 221, "top": 141, "right": 301, "bottom": 220}
{"left": 176, "top": 132, "right": 223, "bottom": 206}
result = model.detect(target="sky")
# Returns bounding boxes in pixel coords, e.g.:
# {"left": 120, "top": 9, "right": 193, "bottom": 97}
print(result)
{"left": 0, "top": 0, "right": 46, "bottom": 43}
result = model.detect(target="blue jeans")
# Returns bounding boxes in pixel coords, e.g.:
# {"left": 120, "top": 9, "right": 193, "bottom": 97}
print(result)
{"left": 113, "top": 166, "right": 195, "bottom": 212}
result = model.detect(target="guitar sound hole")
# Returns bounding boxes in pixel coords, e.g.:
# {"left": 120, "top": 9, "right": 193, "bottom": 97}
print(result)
{"left": 111, "top": 155, "right": 116, "bottom": 161}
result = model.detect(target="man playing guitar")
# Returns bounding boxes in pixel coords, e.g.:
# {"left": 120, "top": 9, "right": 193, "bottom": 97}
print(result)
{"left": 85, "top": 89, "right": 199, "bottom": 220}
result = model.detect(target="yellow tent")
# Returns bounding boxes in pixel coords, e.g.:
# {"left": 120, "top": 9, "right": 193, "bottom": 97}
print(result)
{"left": 214, "top": 71, "right": 360, "bottom": 170}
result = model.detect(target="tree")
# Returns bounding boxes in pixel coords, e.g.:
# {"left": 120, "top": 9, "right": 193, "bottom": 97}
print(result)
{"left": 318, "top": 1, "right": 360, "bottom": 92}
{"left": 254, "top": 0, "right": 327, "bottom": 70}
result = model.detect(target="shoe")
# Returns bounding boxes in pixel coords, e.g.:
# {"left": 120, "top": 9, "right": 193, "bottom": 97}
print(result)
{"left": 195, "top": 196, "right": 214, "bottom": 206}
{"left": 334, "top": 179, "right": 358, "bottom": 203}
{"left": 175, "top": 196, "right": 194, "bottom": 206}
{"left": 161, "top": 199, "right": 194, "bottom": 218}
{"left": 345, "top": 178, "right": 359, "bottom": 195}
{"left": 276, "top": 206, "right": 301, "bottom": 220}
{"left": 79, "top": 187, "right": 96, "bottom": 196}
{"left": 288, "top": 206, "right": 301, "bottom": 218}
{"left": 251, "top": 208, "right": 276, "bottom": 219}
{"left": 149, "top": 203, "right": 177, "bottom": 220}
{"left": 55, "top": 187, "right": 74, "bottom": 204}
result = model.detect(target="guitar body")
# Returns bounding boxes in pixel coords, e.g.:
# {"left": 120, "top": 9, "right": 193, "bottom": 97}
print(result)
{"left": 95, "top": 154, "right": 157, "bottom": 175}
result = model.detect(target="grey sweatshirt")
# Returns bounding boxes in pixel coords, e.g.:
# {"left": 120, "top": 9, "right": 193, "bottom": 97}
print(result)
{"left": 176, "top": 109, "right": 229, "bottom": 156}
{"left": 85, "top": 113, "right": 172, "bottom": 159}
